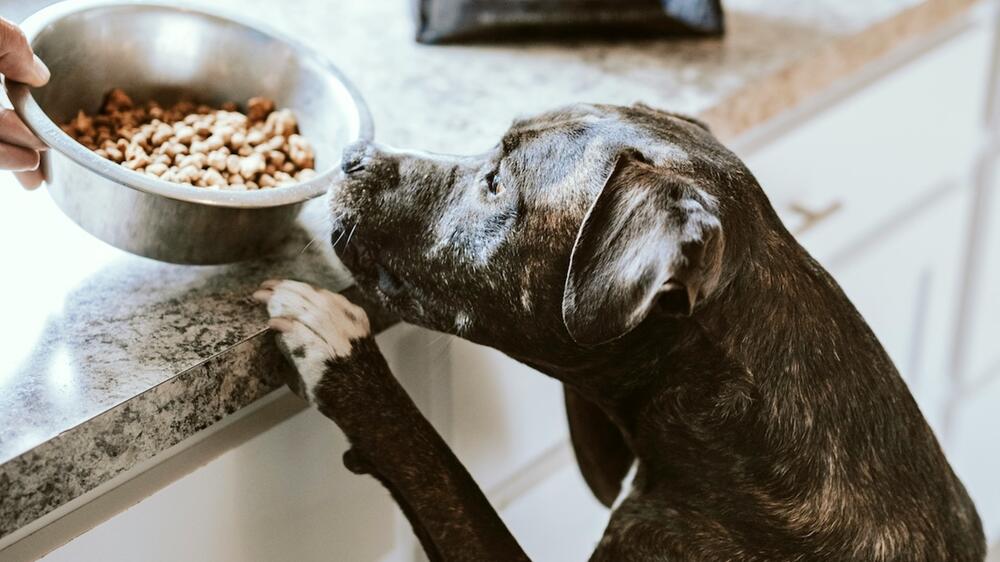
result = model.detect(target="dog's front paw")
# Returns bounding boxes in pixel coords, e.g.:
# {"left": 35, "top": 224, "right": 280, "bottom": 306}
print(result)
{"left": 253, "top": 279, "right": 371, "bottom": 403}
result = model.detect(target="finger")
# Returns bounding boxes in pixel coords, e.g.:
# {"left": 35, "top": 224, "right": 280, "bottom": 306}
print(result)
{"left": 252, "top": 289, "right": 274, "bottom": 303}
{"left": 0, "top": 142, "right": 39, "bottom": 171}
{"left": 14, "top": 168, "right": 43, "bottom": 190}
{"left": 0, "top": 108, "right": 46, "bottom": 150}
{"left": 0, "top": 18, "right": 49, "bottom": 87}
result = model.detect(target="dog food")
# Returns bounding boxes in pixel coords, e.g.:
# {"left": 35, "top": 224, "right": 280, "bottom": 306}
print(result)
{"left": 61, "top": 89, "right": 317, "bottom": 190}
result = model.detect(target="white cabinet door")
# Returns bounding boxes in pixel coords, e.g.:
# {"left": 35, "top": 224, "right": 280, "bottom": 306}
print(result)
{"left": 741, "top": 22, "right": 991, "bottom": 264}
{"left": 964, "top": 154, "right": 1000, "bottom": 389}
{"left": 499, "top": 462, "right": 609, "bottom": 562}
{"left": 947, "top": 154, "right": 1000, "bottom": 544}
{"left": 947, "top": 367, "right": 1000, "bottom": 546}
{"left": 447, "top": 338, "right": 569, "bottom": 495}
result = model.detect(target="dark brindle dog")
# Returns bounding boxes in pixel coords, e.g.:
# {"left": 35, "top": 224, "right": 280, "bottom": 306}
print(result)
{"left": 253, "top": 103, "right": 985, "bottom": 561}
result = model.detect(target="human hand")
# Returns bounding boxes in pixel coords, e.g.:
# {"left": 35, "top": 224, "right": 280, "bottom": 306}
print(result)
{"left": 1, "top": 17, "right": 50, "bottom": 189}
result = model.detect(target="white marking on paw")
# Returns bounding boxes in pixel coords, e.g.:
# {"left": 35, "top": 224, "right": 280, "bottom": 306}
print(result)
{"left": 254, "top": 279, "right": 370, "bottom": 403}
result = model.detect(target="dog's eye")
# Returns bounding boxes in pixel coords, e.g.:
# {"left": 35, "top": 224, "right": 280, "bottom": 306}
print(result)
{"left": 484, "top": 169, "right": 504, "bottom": 196}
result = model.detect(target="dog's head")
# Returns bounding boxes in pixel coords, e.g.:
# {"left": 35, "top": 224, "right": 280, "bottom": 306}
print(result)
{"left": 331, "top": 103, "right": 759, "bottom": 359}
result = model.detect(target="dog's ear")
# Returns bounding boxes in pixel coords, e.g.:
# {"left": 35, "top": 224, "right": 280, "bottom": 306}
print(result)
{"left": 562, "top": 151, "right": 724, "bottom": 346}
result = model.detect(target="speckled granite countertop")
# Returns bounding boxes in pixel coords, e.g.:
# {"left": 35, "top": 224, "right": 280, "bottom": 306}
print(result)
{"left": 0, "top": 0, "right": 981, "bottom": 542}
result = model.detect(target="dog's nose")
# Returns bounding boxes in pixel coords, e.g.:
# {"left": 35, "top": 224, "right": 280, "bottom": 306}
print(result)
{"left": 341, "top": 140, "right": 374, "bottom": 174}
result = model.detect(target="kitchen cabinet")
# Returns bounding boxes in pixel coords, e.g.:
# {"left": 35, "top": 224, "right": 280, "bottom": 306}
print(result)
{"left": 448, "top": 339, "right": 569, "bottom": 495}
{"left": 964, "top": 155, "right": 1000, "bottom": 390}
{"left": 945, "top": 153, "right": 1000, "bottom": 543}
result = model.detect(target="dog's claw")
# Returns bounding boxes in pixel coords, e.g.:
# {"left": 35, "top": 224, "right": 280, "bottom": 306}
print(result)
{"left": 267, "top": 317, "right": 294, "bottom": 332}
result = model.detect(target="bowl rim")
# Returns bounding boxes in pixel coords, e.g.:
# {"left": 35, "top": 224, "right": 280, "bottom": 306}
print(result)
{"left": 5, "top": 0, "right": 374, "bottom": 209}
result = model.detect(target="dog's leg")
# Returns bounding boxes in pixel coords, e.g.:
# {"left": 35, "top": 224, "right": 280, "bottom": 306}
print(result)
{"left": 254, "top": 280, "right": 529, "bottom": 562}
{"left": 564, "top": 387, "right": 635, "bottom": 507}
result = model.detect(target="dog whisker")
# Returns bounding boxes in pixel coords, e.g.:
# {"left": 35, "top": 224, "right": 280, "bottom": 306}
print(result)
{"left": 332, "top": 224, "right": 349, "bottom": 248}
{"left": 344, "top": 221, "right": 359, "bottom": 249}
{"left": 298, "top": 235, "right": 322, "bottom": 256}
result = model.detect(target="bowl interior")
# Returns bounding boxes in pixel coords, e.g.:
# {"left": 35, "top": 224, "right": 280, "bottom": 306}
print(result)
{"left": 27, "top": 3, "right": 365, "bottom": 185}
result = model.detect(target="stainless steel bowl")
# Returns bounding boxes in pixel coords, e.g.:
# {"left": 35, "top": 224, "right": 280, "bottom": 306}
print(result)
{"left": 6, "top": 0, "right": 372, "bottom": 264}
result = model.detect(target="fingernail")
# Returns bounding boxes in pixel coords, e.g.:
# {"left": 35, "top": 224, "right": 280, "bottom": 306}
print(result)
{"left": 31, "top": 55, "right": 50, "bottom": 85}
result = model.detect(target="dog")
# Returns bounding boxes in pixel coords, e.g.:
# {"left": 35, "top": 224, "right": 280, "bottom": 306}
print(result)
{"left": 252, "top": 103, "right": 985, "bottom": 561}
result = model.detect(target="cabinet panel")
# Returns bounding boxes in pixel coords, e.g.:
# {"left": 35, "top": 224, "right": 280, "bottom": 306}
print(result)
{"left": 448, "top": 338, "right": 569, "bottom": 494}
{"left": 500, "top": 463, "right": 609, "bottom": 562}
{"left": 945, "top": 373, "right": 1000, "bottom": 544}
{"left": 42, "top": 407, "right": 402, "bottom": 562}
{"left": 742, "top": 23, "right": 991, "bottom": 265}
{"left": 949, "top": 154, "right": 1000, "bottom": 544}
{"left": 965, "top": 155, "right": 1000, "bottom": 387}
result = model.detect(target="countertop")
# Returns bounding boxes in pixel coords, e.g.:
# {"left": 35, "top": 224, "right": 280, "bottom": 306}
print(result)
{"left": 0, "top": 0, "right": 981, "bottom": 541}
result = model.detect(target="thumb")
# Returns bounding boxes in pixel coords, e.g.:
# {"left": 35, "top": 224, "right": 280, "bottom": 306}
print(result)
{"left": 0, "top": 18, "right": 50, "bottom": 88}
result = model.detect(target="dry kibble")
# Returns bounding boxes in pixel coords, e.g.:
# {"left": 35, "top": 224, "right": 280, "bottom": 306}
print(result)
{"left": 288, "top": 134, "right": 314, "bottom": 168}
{"left": 207, "top": 151, "right": 227, "bottom": 171}
{"left": 122, "top": 159, "right": 144, "bottom": 171}
{"left": 177, "top": 165, "right": 202, "bottom": 183}
{"left": 174, "top": 126, "right": 195, "bottom": 144}
{"left": 239, "top": 152, "right": 266, "bottom": 179}
{"left": 165, "top": 142, "right": 188, "bottom": 158}
{"left": 226, "top": 154, "right": 242, "bottom": 175}
{"left": 246, "top": 130, "right": 265, "bottom": 146}
{"left": 106, "top": 147, "right": 124, "bottom": 163}
{"left": 151, "top": 123, "right": 173, "bottom": 146}
{"left": 268, "top": 150, "right": 286, "bottom": 166}
{"left": 215, "top": 125, "right": 234, "bottom": 144}
{"left": 72, "top": 110, "right": 92, "bottom": 134}
{"left": 131, "top": 130, "right": 149, "bottom": 147}
{"left": 246, "top": 97, "right": 275, "bottom": 122}
{"left": 177, "top": 153, "right": 207, "bottom": 170}
{"left": 62, "top": 90, "right": 316, "bottom": 190}
{"left": 146, "top": 162, "right": 169, "bottom": 176}
{"left": 202, "top": 168, "right": 226, "bottom": 188}
{"left": 204, "top": 135, "right": 224, "bottom": 151}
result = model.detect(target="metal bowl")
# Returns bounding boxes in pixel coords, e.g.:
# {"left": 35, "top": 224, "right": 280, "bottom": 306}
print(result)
{"left": 6, "top": 0, "right": 372, "bottom": 264}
